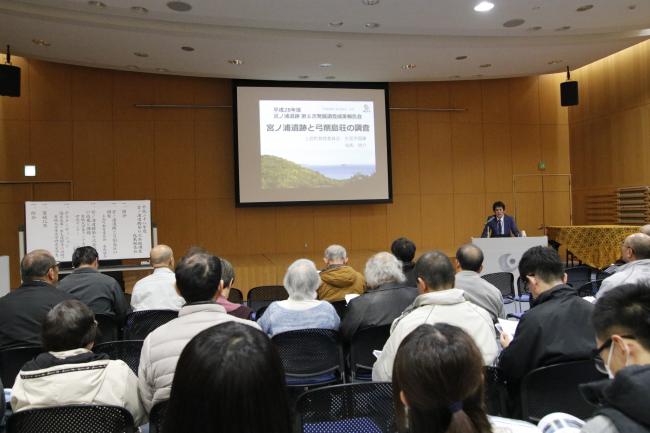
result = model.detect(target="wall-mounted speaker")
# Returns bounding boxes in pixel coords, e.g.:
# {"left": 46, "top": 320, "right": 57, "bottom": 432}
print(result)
{"left": 560, "top": 80, "right": 578, "bottom": 106}
{"left": 0, "top": 63, "right": 21, "bottom": 97}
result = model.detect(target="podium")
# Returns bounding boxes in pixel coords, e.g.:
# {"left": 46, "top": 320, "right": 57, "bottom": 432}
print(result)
{"left": 471, "top": 236, "right": 548, "bottom": 283}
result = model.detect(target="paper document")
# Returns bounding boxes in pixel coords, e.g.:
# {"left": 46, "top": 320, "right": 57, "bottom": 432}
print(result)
{"left": 497, "top": 318, "right": 519, "bottom": 338}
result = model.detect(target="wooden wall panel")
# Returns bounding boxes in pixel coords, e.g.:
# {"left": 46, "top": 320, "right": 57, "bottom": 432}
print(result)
{"left": 72, "top": 68, "right": 113, "bottom": 121}
{"left": 30, "top": 121, "right": 73, "bottom": 180}
{"left": 481, "top": 79, "right": 509, "bottom": 124}
{"left": 453, "top": 193, "right": 486, "bottom": 246}
{"left": 155, "top": 199, "right": 198, "bottom": 256}
{"left": 420, "top": 193, "right": 455, "bottom": 252}
{"left": 483, "top": 123, "right": 512, "bottom": 192}
{"left": 72, "top": 121, "right": 114, "bottom": 200}
{"left": 29, "top": 61, "right": 71, "bottom": 121}
{"left": 33, "top": 183, "right": 71, "bottom": 200}
{"left": 452, "top": 123, "right": 484, "bottom": 193}
{"left": 314, "top": 206, "right": 351, "bottom": 253}
{"left": 508, "top": 77, "right": 540, "bottom": 124}
{"left": 195, "top": 198, "right": 238, "bottom": 255}
{"left": 349, "top": 205, "right": 387, "bottom": 251}
{"left": 390, "top": 111, "right": 420, "bottom": 195}
{"left": 235, "top": 207, "right": 276, "bottom": 255}
{"left": 0, "top": 121, "right": 30, "bottom": 180}
{"left": 154, "top": 121, "right": 195, "bottom": 199}
{"left": 113, "top": 121, "right": 155, "bottom": 199}
{"left": 386, "top": 194, "right": 421, "bottom": 248}
{"left": 195, "top": 117, "right": 234, "bottom": 199}
{"left": 417, "top": 115, "right": 453, "bottom": 194}
{"left": 276, "top": 206, "right": 314, "bottom": 254}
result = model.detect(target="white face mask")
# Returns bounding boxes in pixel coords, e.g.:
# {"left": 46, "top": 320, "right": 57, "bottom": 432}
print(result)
{"left": 605, "top": 339, "right": 631, "bottom": 379}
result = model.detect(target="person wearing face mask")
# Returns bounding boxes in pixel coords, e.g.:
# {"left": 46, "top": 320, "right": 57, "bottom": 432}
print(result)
{"left": 579, "top": 283, "right": 650, "bottom": 433}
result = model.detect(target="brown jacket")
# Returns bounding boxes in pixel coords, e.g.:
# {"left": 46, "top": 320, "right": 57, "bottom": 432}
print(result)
{"left": 317, "top": 265, "right": 366, "bottom": 302}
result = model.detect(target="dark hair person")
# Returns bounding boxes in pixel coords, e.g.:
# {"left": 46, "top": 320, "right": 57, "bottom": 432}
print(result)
{"left": 163, "top": 322, "right": 291, "bottom": 433}
{"left": 392, "top": 323, "right": 492, "bottom": 433}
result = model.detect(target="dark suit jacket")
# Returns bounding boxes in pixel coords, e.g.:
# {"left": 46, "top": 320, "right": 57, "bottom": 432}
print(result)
{"left": 481, "top": 214, "right": 520, "bottom": 238}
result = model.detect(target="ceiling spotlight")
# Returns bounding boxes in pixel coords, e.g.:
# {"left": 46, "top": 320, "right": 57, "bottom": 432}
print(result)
{"left": 362, "top": 0, "right": 380, "bottom": 5}
{"left": 126, "top": 65, "right": 139, "bottom": 70}
{"left": 325, "top": 76, "right": 336, "bottom": 80}
{"left": 449, "top": 75, "right": 461, "bottom": 79}
{"left": 503, "top": 18, "right": 526, "bottom": 28}
{"left": 298, "top": 75, "right": 309, "bottom": 79}
{"left": 474, "top": 74, "right": 484, "bottom": 78}
{"left": 156, "top": 67, "right": 169, "bottom": 72}
{"left": 547, "top": 59, "right": 563, "bottom": 65}
{"left": 555, "top": 25, "right": 571, "bottom": 31}
{"left": 319, "top": 63, "right": 332, "bottom": 68}
{"left": 133, "top": 52, "right": 149, "bottom": 57}
{"left": 32, "top": 39, "right": 51, "bottom": 47}
{"left": 576, "top": 4, "right": 593, "bottom": 12}
{"left": 479, "top": 63, "right": 492, "bottom": 68}
{"left": 401, "top": 64, "right": 416, "bottom": 70}
{"left": 628, "top": 4, "right": 637, "bottom": 10}
{"left": 336, "top": 42, "right": 344, "bottom": 48}
{"left": 528, "top": 26, "right": 543, "bottom": 31}
{"left": 227, "top": 59, "right": 243, "bottom": 65}
{"left": 532, "top": 5, "right": 541, "bottom": 10}
{"left": 167, "top": 1, "right": 192, "bottom": 12}
{"left": 455, "top": 55, "right": 468, "bottom": 60}
{"left": 365, "top": 22, "right": 380, "bottom": 29}
{"left": 131, "top": 6, "right": 148, "bottom": 13}
{"left": 474, "top": 1, "right": 494, "bottom": 12}
{"left": 181, "top": 46, "right": 195, "bottom": 51}
{"left": 87, "top": 0, "right": 106, "bottom": 7}
{"left": 329, "top": 21, "right": 343, "bottom": 27}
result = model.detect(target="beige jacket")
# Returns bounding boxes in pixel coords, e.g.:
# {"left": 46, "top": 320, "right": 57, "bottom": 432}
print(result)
{"left": 137, "top": 302, "right": 261, "bottom": 412}
{"left": 317, "top": 265, "right": 365, "bottom": 302}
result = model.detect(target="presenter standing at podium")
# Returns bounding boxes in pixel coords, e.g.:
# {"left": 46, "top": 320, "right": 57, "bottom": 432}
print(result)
{"left": 481, "top": 201, "right": 520, "bottom": 238}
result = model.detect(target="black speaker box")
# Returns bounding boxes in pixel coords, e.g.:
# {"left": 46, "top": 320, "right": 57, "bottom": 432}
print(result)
{"left": 0, "top": 63, "right": 21, "bottom": 97}
{"left": 560, "top": 80, "right": 578, "bottom": 106}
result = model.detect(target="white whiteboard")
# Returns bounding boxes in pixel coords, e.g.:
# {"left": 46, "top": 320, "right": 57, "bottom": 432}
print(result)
{"left": 25, "top": 200, "right": 152, "bottom": 262}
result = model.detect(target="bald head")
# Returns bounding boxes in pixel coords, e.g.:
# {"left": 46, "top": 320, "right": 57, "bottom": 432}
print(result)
{"left": 21, "top": 249, "right": 58, "bottom": 283}
{"left": 623, "top": 233, "right": 650, "bottom": 262}
{"left": 640, "top": 225, "right": 650, "bottom": 237}
{"left": 150, "top": 245, "right": 174, "bottom": 269}
{"left": 455, "top": 244, "right": 484, "bottom": 273}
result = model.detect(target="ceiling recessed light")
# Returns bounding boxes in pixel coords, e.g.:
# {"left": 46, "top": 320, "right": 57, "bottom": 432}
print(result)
{"left": 32, "top": 39, "right": 51, "bottom": 47}
{"left": 298, "top": 75, "right": 309, "bottom": 79}
{"left": 227, "top": 59, "right": 243, "bottom": 65}
{"left": 336, "top": 42, "right": 344, "bottom": 48}
{"left": 555, "top": 25, "right": 571, "bottom": 31}
{"left": 449, "top": 75, "right": 461, "bottom": 79}
{"left": 329, "top": 21, "right": 343, "bottom": 27}
{"left": 503, "top": 18, "right": 526, "bottom": 28}
{"left": 455, "top": 55, "right": 468, "bottom": 60}
{"left": 528, "top": 26, "right": 543, "bottom": 31}
{"left": 474, "top": 1, "right": 494, "bottom": 12}
{"left": 87, "top": 0, "right": 106, "bottom": 8}
{"left": 325, "top": 76, "right": 336, "bottom": 80}
{"left": 365, "top": 22, "right": 380, "bottom": 29}
{"left": 628, "top": 4, "right": 637, "bottom": 10}
{"left": 131, "top": 6, "right": 148, "bottom": 13}
{"left": 474, "top": 74, "right": 484, "bottom": 78}
{"left": 362, "top": 0, "right": 379, "bottom": 5}
{"left": 576, "top": 4, "right": 593, "bottom": 12}
{"left": 480, "top": 63, "right": 492, "bottom": 68}
{"left": 133, "top": 52, "right": 149, "bottom": 57}
{"left": 532, "top": 5, "right": 541, "bottom": 10}
{"left": 401, "top": 64, "right": 416, "bottom": 70}
{"left": 181, "top": 46, "right": 195, "bottom": 51}
{"left": 167, "top": 1, "right": 192, "bottom": 12}
{"left": 319, "top": 63, "right": 332, "bottom": 68}
{"left": 547, "top": 59, "right": 563, "bottom": 65}
{"left": 156, "top": 67, "right": 169, "bottom": 72}
{"left": 126, "top": 65, "right": 139, "bottom": 70}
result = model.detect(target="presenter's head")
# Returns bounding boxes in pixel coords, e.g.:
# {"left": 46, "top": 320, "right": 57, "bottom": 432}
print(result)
{"left": 492, "top": 201, "right": 506, "bottom": 219}
{"left": 414, "top": 251, "right": 455, "bottom": 294}
{"left": 621, "top": 233, "right": 650, "bottom": 263}
{"left": 324, "top": 244, "right": 348, "bottom": 266}
{"left": 71, "top": 246, "right": 99, "bottom": 269}
{"left": 175, "top": 251, "right": 223, "bottom": 303}
{"left": 21, "top": 249, "right": 59, "bottom": 284}
{"left": 518, "top": 246, "right": 566, "bottom": 297}
{"left": 164, "top": 322, "right": 291, "bottom": 433}
{"left": 150, "top": 244, "right": 174, "bottom": 270}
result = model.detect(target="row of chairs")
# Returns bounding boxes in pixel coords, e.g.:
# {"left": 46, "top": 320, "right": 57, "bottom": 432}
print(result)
{"left": 4, "top": 359, "right": 605, "bottom": 433}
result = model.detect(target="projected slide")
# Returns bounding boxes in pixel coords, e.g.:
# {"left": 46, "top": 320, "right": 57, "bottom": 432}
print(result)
{"left": 234, "top": 82, "right": 391, "bottom": 206}
{"left": 259, "top": 100, "right": 376, "bottom": 189}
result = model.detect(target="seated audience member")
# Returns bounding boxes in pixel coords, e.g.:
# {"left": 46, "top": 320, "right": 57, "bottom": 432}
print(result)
{"left": 317, "top": 244, "right": 365, "bottom": 302}
{"left": 11, "top": 300, "right": 146, "bottom": 425}
{"left": 57, "top": 246, "right": 129, "bottom": 325}
{"left": 163, "top": 322, "right": 291, "bottom": 433}
{"left": 598, "top": 233, "right": 650, "bottom": 299}
{"left": 454, "top": 244, "right": 505, "bottom": 322}
{"left": 391, "top": 237, "right": 417, "bottom": 287}
{"left": 580, "top": 283, "right": 650, "bottom": 433}
{"left": 640, "top": 224, "right": 650, "bottom": 237}
{"left": 138, "top": 250, "right": 261, "bottom": 412}
{"left": 340, "top": 252, "right": 418, "bottom": 342}
{"left": 0, "top": 378, "right": 4, "bottom": 426}
{"left": 392, "top": 324, "right": 493, "bottom": 433}
{"left": 216, "top": 258, "right": 253, "bottom": 320}
{"left": 258, "top": 259, "right": 339, "bottom": 337}
{"left": 372, "top": 251, "right": 497, "bottom": 382}
{"left": 498, "top": 246, "right": 594, "bottom": 405}
{"left": 130, "top": 245, "right": 185, "bottom": 311}
{"left": 0, "top": 250, "right": 73, "bottom": 350}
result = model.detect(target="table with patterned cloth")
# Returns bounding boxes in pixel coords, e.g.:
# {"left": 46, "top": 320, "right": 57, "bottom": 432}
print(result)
{"left": 546, "top": 225, "right": 640, "bottom": 269}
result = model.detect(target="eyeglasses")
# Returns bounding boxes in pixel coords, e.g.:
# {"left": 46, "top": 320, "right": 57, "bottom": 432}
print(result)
{"left": 591, "top": 334, "right": 635, "bottom": 374}
{"left": 49, "top": 262, "right": 60, "bottom": 271}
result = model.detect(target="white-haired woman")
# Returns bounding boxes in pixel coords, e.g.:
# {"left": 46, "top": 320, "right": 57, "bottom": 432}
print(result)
{"left": 257, "top": 259, "right": 340, "bottom": 337}
{"left": 340, "top": 252, "right": 419, "bottom": 342}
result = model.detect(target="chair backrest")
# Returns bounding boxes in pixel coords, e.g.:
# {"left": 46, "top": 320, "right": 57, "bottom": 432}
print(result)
{"left": 481, "top": 272, "right": 514, "bottom": 298}
{"left": 330, "top": 300, "right": 348, "bottom": 321}
{"left": 93, "top": 340, "right": 144, "bottom": 375}
{"left": 520, "top": 359, "right": 605, "bottom": 423}
{"left": 272, "top": 329, "right": 344, "bottom": 385}
{"left": 295, "top": 382, "right": 395, "bottom": 433}
{"left": 227, "top": 287, "right": 244, "bottom": 304}
{"left": 349, "top": 325, "right": 390, "bottom": 380}
{"left": 247, "top": 285, "right": 288, "bottom": 317}
{"left": 0, "top": 346, "right": 42, "bottom": 388}
{"left": 148, "top": 400, "right": 168, "bottom": 433}
{"left": 483, "top": 366, "right": 508, "bottom": 417}
{"left": 95, "top": 314, "right": 120, "bottom": 345}
{"left": 7, "top": 405, "right": 136, "bottom": 433}
{"left": 122, "top": 310, "right": 178, "bottom": 340}
{"left": 565, "top": 265, "right": 594, "bottom": 288}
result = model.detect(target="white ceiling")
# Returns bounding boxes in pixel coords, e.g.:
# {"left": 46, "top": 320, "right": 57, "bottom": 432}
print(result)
{"left": 0, "top": 0, "right": 649, "bottom": 82}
